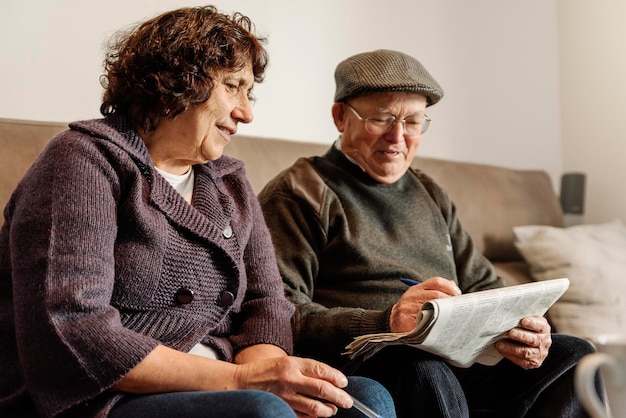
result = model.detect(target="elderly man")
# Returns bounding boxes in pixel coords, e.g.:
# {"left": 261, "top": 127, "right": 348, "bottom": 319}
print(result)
{"left": 258, "top": 49, "right": 597, "bottom": 417}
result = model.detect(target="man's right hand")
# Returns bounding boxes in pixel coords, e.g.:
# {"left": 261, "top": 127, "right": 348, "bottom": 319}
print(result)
{"left": 390, "top": 276, "right": 461, "bottom": 333}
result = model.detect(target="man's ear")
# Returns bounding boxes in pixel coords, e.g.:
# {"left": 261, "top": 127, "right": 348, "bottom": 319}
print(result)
{"left": 331, "top": 102, "right": 345, "bottom": 132}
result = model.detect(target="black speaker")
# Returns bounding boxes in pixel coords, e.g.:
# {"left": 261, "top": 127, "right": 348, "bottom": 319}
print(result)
{"left": 560, "top": 173, "right": 586, "bottom": 214}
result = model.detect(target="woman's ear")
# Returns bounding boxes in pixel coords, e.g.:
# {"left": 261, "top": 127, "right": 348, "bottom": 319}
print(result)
{"left": 331, "top": 102, "right": 345, "bottom": 132}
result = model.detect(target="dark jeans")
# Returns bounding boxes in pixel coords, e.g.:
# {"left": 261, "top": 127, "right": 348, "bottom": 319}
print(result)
{"left": 108, "top": 375, "right": 396, "bottom": 418}
{"left": 348, "top": 333, "right": 599, "bottom": 418}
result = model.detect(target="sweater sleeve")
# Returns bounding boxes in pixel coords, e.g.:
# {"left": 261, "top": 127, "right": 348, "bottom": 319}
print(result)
{"left": 6, "top": 133, "right": 158, "bottom": 416}
{"left": 258, "top": 159, "right": 390, "bottom": 366}
{"left": 227, "top": 176, "right": 295, "bottom": 355}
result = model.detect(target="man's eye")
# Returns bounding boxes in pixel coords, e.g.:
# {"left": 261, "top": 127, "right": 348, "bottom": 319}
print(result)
{"left": 225, "top": 83, "right": 238, "bottom": 93}
{"left": 405, "top": 117, "right": 422, "bottom": 126}
{"left": 370, "top": 116, "right": 392, "bottom": 126}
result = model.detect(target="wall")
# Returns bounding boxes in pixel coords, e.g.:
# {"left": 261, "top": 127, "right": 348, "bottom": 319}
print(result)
{"left": 3, "top": 1, "right": 620, "bottom": 224}
{"left": 0, "top": 1, "right": 562, "bottom": 174}
{"left": 558, "top": 0, "right": 626, "bottom": 224}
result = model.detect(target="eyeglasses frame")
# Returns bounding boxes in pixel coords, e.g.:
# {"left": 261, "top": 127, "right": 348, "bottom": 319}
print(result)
{"left": 344, "top": 102, "right": 431, "bottom": 136}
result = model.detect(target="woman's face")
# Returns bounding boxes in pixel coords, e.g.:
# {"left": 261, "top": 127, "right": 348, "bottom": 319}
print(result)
{"left": 146, "top": 64, "right": 255, "bottom": 174}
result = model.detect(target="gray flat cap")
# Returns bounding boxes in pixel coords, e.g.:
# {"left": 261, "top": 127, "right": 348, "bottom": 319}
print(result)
{"left": 334, "top": 49, "right": 444, "bottom": 106}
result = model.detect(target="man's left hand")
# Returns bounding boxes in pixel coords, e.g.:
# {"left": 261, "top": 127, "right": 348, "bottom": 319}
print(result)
{"left": 496, "top": 316, "right": 552, "bottom": 369}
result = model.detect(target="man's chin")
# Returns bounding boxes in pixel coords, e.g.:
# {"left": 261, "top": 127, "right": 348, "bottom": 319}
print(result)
{"left": 367, "top": 167, "right": 406, "bottom": 184}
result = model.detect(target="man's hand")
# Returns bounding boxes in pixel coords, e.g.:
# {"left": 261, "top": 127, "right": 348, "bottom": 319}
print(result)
{"left": 233, "top": 356, "right": 353, "bottom": 417}
{"left": 496, "top": 316, "right": 552, "bottom": 369}
{"left": 390, "top": 276, "right": 461, "bottom": 333}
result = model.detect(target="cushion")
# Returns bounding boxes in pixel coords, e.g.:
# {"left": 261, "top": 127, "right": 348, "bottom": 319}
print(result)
{"left": 513, "top": 220, "right": 626, "bottom": 339}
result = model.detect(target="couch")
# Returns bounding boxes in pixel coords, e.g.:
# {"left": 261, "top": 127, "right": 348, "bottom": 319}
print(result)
{"left": 0, "top": 117, "right": 564, "bottom": 288}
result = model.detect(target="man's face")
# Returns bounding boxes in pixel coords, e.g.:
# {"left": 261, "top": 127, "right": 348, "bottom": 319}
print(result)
{"left": 333, "top": 92, "right": 428, "bottom": 184}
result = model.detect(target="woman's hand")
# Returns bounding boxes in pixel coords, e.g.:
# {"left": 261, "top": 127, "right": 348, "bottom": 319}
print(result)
{"left": 496, "top": 316, "right": 552, "bottom": 369}
{"left": 390, "top": 276, "right": 461, "bottom": 333}
{"left": 111, "top": 343, "right": 352, "bottom": 417}
{"left": 233, "top": 356, "right": 353, "bottom": 417}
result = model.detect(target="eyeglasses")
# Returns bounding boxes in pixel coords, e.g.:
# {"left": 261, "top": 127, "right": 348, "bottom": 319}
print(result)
{"left": 345, "top": 103, "right": 431, "bottom": 136}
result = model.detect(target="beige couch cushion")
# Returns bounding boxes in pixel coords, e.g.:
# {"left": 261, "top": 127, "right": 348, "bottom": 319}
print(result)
{"left": 514, "top": 220, "right": 626, "bottom": 338}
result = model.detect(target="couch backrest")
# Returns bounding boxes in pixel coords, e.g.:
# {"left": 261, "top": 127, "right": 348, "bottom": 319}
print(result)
{"left": 225, "top": 135, "right": 328, "bottom": 193}
{"left": 227, "top": 136, "right": 564, "bottom": 261}
{"left": 0, "top": 118, "right": 563, "bottom": 263}
{"left": 412, "top": 156, "right": 563, "bottom": 261}
{"left": 0, "top": 118, "right": 68, "bottom": 211}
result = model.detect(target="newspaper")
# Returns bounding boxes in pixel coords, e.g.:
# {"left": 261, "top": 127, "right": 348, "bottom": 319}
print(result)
{"left": 344, "top": 278, "right": 570, "bottom": 368}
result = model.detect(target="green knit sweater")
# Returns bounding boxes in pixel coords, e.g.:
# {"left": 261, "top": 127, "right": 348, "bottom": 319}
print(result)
{"left": 258, "top": 145, "right": 502, "bottom": 367}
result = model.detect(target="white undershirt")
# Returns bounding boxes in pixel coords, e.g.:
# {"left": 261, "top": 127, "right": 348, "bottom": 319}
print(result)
{"left": 188, "top": 342, "right": 219, "bottom": 360}
{"left": 154, "top": 166, "right": 195, "bottom": 203}
{"left": 154, "top": 165, "right": 219, "bottom": 359}
{"left": 335, "top": 135, "right": 364, "bottom": 170}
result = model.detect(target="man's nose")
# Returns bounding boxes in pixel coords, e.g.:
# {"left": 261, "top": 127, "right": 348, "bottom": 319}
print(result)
{"left": 384, "top": 120, "right": 406, "bottom": 142}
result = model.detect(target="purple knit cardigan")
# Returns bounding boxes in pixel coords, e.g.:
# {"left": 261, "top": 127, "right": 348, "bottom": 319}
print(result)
{"left": 0, "top": 116, "right": 294, "bottom": 417}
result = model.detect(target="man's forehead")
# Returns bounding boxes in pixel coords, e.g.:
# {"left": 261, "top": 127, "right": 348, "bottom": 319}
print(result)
{"left": 355, "top": 92, "right": 428, "bottom": 111}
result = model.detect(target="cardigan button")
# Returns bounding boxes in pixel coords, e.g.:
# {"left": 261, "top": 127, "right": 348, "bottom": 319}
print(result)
{"left": 175, "top": 288, "right": 194, "bottom": 305}
{"left": 223, "top": 224, "right": 233, "bottom": 239}
{"left": 219, "top": 290, "right": 234, "bottom": 307}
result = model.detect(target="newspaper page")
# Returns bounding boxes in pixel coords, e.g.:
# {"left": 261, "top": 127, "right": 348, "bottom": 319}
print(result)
{"left": 344, "top": 278, "right": 569, "bottom": 368}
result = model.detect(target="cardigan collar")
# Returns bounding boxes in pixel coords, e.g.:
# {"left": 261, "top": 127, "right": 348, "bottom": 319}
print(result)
{"left": 68, "top": 116, "right": 245, "bottom": 186}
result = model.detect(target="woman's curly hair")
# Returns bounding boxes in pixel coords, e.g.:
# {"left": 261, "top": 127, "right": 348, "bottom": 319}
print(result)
{"left": 100, "top": 6, "right": 268, "bottom": 132}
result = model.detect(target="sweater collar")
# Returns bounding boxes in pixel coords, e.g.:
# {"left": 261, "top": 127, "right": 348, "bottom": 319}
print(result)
{"left": 326, "top": 139, "right": 415, "bottom": 188}
{"left": 68, "top": 115, "right": 245, "bottom": 184}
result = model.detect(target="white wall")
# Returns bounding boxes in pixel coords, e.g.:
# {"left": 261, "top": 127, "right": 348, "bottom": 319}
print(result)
{"left": 558, "top": 0, "right": 626, "bottom": 224}
{"left": 5, "top": 0, "right": 620, "bottom": 224}
{"left": 0, "top": 1, "right": 562, "bottom": 171}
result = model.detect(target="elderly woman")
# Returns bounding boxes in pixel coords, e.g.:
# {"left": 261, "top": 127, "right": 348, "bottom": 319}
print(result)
{"left": 0, "top": 6, "right": 395, "bottom": 418}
